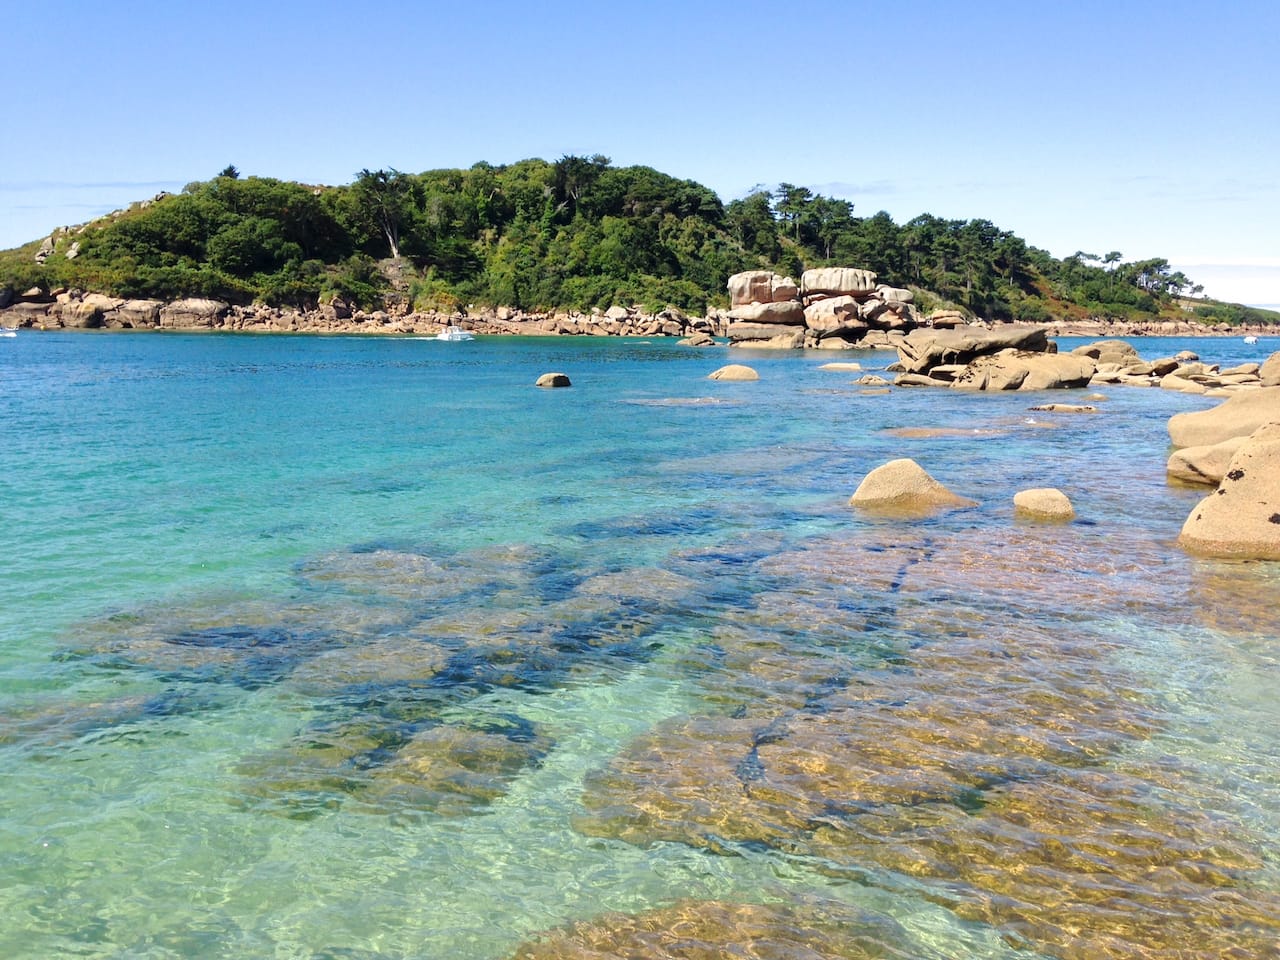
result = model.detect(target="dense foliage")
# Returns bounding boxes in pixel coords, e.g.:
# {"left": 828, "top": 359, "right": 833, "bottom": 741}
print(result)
{"left": 1, "top": 157, "right": 1270, "bottom": 324}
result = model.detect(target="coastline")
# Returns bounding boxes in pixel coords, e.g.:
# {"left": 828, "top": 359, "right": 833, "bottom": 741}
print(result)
{"left": 3, "top": 293, "right": 1276, "bottom": 341}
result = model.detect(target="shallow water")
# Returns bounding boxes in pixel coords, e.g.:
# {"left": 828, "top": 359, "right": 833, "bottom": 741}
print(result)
{"left": 1, "top": 331, "right": 1278, "bottom": 959}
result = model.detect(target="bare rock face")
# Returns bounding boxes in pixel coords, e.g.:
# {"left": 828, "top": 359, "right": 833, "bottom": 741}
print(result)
{"left": 848, "top": 458, "right": 977, "bottom": 512}
{"left": 1167, "top": 386, "right": 1280, "bottom": 448}
{"left": 1178, "top": 422, "right": 1280, "bottom": 560}
{"left": 897, "top": 326, "right": 1050, "bottom": 375}
{"left": 708, "top": 363, "right": 759, "bottom": 382}
{"left": 801, "top": 267, "right": 878, "bottom": 298}
{"left": 1167, "top": 436, "right": 1248, "bottom": 485}
{"left": 951, "top": 350, "right": 1096, "bottom": 391}
{"left": 1071, "top": 339, "right": 1141, "bottom": 366}
{"left": 1014, "top": 487, "right": 1075, "bottom": 520}
{"left": 159, "top": 298, "right": 229, "bottom": 329}
{"left": 1261, "top": 350, "right": 1280, "bottom": 386}
{"left": 725, "top": 301, "right": 805, "bottom": 325}
{"left": 726, "top": 271, "right": 796, "bottom": 307}
{"left": 802, "top": 295, "right": 859, "bottom": 330}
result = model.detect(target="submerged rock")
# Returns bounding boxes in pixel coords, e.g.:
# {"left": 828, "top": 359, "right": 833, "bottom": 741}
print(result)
{"left": 510, "top": 898, "right": 914, "bottom": 960}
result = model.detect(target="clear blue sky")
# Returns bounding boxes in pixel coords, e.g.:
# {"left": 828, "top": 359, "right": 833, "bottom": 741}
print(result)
{"left": 4, "top": 0, "right": 1277, "bottom": 305}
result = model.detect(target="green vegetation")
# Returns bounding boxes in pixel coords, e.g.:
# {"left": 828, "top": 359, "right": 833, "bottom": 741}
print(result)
{"left": 2, "top": 157, "right": 1273, "bottom": 325}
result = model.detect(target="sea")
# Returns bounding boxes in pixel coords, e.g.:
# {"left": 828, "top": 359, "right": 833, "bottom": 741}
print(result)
{"left": 1, "top": 331, "right": 1278, "bottom": 959}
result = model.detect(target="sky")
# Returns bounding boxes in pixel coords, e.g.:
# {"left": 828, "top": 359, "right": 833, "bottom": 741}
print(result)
{"left": 3, "top": 0, "right": 1277, "bottom": 306}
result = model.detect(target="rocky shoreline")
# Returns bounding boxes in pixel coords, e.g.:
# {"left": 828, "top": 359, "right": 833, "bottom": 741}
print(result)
{"left": 1, "top": 288, "right": 1275, "bottom": 342}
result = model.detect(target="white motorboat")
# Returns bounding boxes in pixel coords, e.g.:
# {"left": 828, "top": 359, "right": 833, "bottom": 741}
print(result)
{"left": 0, "top": 328, "right": 16, "bottom": 338}
{"left": 436, "top": 325, "right": 475, "bottom": 342}
{"left": 1243, "top": 335, "right": 1259, "bottom": 345}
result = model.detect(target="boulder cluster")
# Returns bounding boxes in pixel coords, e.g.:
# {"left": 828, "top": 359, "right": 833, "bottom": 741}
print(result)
{"left": 0, "top": 289, "right": 723, "bottom": 339}
{"left": 844, "top": 344, "right": 1280, "bottom": 561}
{"left": 885, "top": 331, "right": 1279, "bottom": 393}
{"left": 721, "top": 267, "right": 926, "bottom": 349}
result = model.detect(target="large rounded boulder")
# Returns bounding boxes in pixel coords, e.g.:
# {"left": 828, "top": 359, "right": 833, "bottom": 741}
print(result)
{"left": 1177, "top": 422, "right": 1280, "bottom": 560}
{"left": 849, "top": 458, "right": 976, "bottom": 512}
{"left": 1167, "top": 386, "right": 1280, "bottom": 448}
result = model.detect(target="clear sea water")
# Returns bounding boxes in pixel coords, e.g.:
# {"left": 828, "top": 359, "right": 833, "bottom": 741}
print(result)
{"left": 1, "top": 331, "right": 1278, "bottom": 959}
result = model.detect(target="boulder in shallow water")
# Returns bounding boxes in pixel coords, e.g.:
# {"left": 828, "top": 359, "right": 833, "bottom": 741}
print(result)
{"left": 535, "top": 372, "right": 571, "bottom": 388}
{"left": 708, "top": 364, "right": 759, "bottom": 382}
{"left": 849, "top": 458, "right": 976, "bottom": 512}
{"left": 1177, "top": 422, "right": 1280, "bottom": 560}
{"left": 1014, "top": 487, "right": 1075, "bottom": 520}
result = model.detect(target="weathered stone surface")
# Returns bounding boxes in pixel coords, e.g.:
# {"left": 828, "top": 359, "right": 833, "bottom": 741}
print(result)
{"left": 1014, "top": 487, "right": 1075, "bottom": 520}
{"left": 731, "top": 330, "right": 805, "bottom": 349}
{"left": 951, "top": 350, "right": 1095, "bottom": 391}
{"left": 1261, "top": 350, "right": 1280, "bottom": 384}
{"left": 535, "top": 372, "right": 571, "bottom": 388}
{"left": 1178, "top": 422, "right": 1280, "bottom": 559}
{"left": 876, "top": 284, "right": 913, "bottom": 303}
{"left": 817, "top": 361, "right": 863, "bottom": 372}
{"left": 802, "top": 295, "right": 859, "bottom": 329}
{"left": 856, "top": 374, "right": 891, "bottom": 386}
{"left": 159, "top": 298, "right": 229, "bottom": 328}
{"left": 726, "top": 270, "right": 796, "bottom": 307}
{"left": 897, "top": 326, "right": 1050, "bottom": 375}
{"left": 1071, "top": 339, "right": 1140, "bottom": 364}
{"left": 1167, "top": 436, "right": 1248, "bottom": 486}
{"left": 1167, "top": 386, "right": 1280, "bottom": 447}
{"left": 726, "top": 300, "right": 805, "bottom": 325}
{"left": 848, "top": 458, "right": 976, "bottom": 511}
{"left": 708, "top": 364, "right": 759, "bottom": 382}
{"left": 801, "top": 267, "right": 877, "bottom": 297}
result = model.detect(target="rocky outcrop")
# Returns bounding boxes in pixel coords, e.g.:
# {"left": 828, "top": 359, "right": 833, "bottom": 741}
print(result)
{"left": 1178, "top": 422, "right": 1280, "bottom": 560}
{"left": 159, "top": 298, "right": 229, "bottom": 328}
{"left": 725, "top": 301, "right": 805, "bottom": 325}
{"left": 896, "top": 326, "right": 1051, "bottom": 375}
{"left": 951, "top": 350, "right": 1096, "bottom": 391}
{"left": 848, "top": 458, "right": 976, "bottom": 512}
{"left": 800, "top": 267, "right": 877, "bottom": 297}
{"left": 1167, "top": 386, "right": 1280, "bottom": 448}
{"left": 721, "top": 266, "right": 918, "bottom": 348}
{"left": 726, "top": 270, "right": 797, "bottom": 307}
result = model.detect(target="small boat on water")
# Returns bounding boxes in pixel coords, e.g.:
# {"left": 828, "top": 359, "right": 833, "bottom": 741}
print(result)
{"left": 0, "top": 328, "right": 16, "bottom": 338}
{"left": 436, "top": 325, "right": 475, "bottom": 342}
{"left": 1243, "top": 335, "right": 1259, "bottom": 345}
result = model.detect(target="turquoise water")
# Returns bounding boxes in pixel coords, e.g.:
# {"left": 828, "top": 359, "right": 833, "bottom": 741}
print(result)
{"left": 2, "top": 332, "right": 1278, "bottom": 958}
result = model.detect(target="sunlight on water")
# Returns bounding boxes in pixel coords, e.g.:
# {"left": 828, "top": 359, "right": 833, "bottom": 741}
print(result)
{"left": 1, "top": 333, "right": 1278, "bottom": 958}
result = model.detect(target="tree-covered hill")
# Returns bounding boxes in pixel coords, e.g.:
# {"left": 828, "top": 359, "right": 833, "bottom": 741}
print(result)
{"left": 2, "top": 157, "right": 1274, "bottom": 327}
